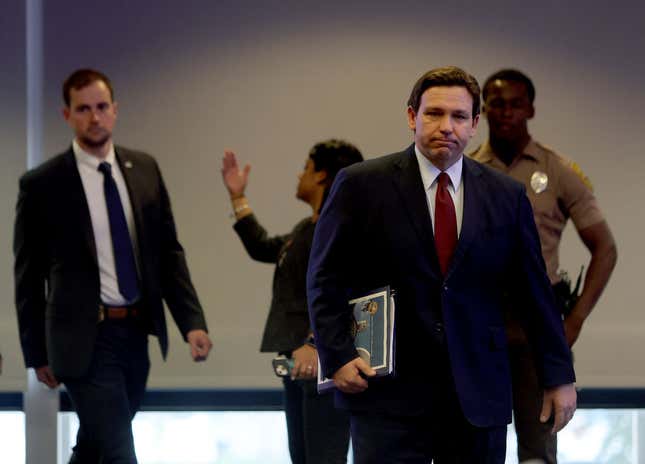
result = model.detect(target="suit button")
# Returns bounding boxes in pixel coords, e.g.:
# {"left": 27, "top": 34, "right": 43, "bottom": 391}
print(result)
{"left": 434, "top": 323, "right": 443, "bottom": 333}
{"left": 443, "top": 285, "right": 449, "bottom": 291}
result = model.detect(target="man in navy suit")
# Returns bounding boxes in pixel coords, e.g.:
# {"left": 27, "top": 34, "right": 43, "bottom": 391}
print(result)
{"left": 307, "top": 66, "right": 576, "bottom": 462}
{"left": 14, "top": 69, "right": 212, "bottom": 463}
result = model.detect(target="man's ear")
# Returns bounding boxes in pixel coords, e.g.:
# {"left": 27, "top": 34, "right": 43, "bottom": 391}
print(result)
{"left": 528, "top": 103, "right": 535, "bottom": 120}
{"left": 62, "top": 106, "right": 70, "bottom": 122}
{"left": 315, "top": 169, "right": 328, "bottom": 185}
{"left": 406, "top": 106, "right": 417, "bottom": 131}
{"left": 469, "top": 114, "right": 480, "bottom": 137}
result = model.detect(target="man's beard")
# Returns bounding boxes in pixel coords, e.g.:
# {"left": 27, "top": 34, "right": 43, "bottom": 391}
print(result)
{"left": 80, "top": 132, "right": 110, "bottom": 149}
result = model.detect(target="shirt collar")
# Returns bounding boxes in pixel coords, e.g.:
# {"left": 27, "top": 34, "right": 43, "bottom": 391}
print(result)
{"left": 72, "top": 139, "right": 116, "bottom": 170}
{"left": 476, "top": 137, "right": 541, "bottom": 164}
{"left": 414, "top": 144, "right": 463, "bottom": 192}
{"left": 522, "top": 139, "right": 542, "bottom": 161}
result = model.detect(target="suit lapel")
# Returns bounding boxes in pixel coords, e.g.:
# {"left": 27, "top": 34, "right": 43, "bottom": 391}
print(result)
{"left": 445, "top": 157, "right": 483, "bottom": 280}
{"left": 61, "top": 149, "right": 99, "bottom": 267}
{"left": 391, "top": 145, "right": 441, "bottom": 279}
{"left": 115, "top": 147, "right": 147, "bottom": 245}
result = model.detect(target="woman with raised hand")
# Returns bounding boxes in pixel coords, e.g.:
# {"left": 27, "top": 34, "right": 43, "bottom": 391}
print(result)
{"left": 221, "top": 140, "right": 363, "bottom": 464}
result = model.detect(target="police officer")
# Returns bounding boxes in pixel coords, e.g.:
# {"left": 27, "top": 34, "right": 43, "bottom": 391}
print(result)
{"left": 471, "top": 69, "right": 618, "bottom": 464}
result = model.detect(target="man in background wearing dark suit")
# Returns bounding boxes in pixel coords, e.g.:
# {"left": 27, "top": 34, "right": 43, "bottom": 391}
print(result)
{"left": 307, "top": 66, "right": 576, "bottom": 463}
{"left": 14, "top": 69, "right": 213, "bottom": 463}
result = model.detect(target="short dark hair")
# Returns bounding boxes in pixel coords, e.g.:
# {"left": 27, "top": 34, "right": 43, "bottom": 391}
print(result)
{"left": 63, "top": 68, "right": 114, "bottom": 106}
{"left": 407, "top": 66, "right": 481, "bottom": 117}
{"left": 482, "top": 69, "right": 535, "bottom": 104}
{"left": 309, "top": 139, "right": 363, "bottom": 211}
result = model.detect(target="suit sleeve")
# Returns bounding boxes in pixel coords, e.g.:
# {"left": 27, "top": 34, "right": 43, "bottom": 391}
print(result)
{"left": 233, "top": 214, "right": 290, "bottom": 263}
{"left": 307, "top": 170, "right": 363, "bottom": 378}
{"left": 155, "top": 163, "right": 208, "bottom": 338}
{"left": 13, "top": 174, "right": 49, "bottom": 368}
{"left": 513, "top": 188, "right": 576, "bottom": 387}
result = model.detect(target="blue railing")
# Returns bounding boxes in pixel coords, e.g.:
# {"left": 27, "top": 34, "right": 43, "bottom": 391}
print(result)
{"left": 1, "top": 388, "right": 644, "bottom": 411}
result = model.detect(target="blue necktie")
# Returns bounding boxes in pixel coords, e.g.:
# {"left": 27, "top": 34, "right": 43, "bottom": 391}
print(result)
{"left": 98, "top": 161, "right": 140, "bottom": 301}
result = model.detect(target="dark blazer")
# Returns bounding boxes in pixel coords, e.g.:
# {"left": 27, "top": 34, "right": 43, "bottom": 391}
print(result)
{"left": 14, "top": 146, "right": 208, "bottom": 378}
{"left": 233, "top": 214, "right": 314, "bottom": 353}
{"left": 307, "top": 144, "right": 575, "bottom": 427}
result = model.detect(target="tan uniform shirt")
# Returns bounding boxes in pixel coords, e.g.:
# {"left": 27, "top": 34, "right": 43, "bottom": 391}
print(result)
{"left": 471, "top": 139, "right": 604, "bottom": 342}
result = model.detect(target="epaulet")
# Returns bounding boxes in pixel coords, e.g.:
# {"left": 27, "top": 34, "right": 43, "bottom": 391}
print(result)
{"left": 532, "top": 140, "right": 555, "bottom": 153}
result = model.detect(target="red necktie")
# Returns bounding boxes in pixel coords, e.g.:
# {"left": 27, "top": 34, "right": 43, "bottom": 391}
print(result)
{"left": 435, "top": 172, "right": 457, "bottom": 276}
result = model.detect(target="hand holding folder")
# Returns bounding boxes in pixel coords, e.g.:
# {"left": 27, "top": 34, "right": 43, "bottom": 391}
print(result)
{"left": 317, "top": 286, "right": 395, "bottom": 393}
{"left": 327, "top": 357, "right": 376, "bottom": 393}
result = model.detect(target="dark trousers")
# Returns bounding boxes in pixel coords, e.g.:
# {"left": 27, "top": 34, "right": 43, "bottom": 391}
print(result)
{"left": 350, "top": 393, "right": 506, "bottom": 464}
{"left": 283, "top": 377, "right": 350, "bottom": 464}
{"left": 350, "top": 410, "right": 506, "bottom": 464}
{"left": 349, "top": 351, "right": 506, "bottom": 464}
{"left": 510, "top": 344, "right": 557, "bottom": 464}
{"left": 63, "top": 319, "right": 150, "bottom": 464}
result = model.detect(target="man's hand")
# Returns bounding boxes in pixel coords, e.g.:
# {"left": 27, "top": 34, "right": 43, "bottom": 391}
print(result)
{"left": 221, "top": 150, "right": 251, "bottom": 199}
{"left": 332, "top": 357, "right": 376, "bottom": 394}
{"left": 35, "top": 365, "right": 59, "bottom": 389}
{"left": 187, "top": 329, "right": 213, "bottom": 362}
{"left": 540, "top": 383, "right": 577, "bottom": 433}
{"left": 291, "top": 344, "right": 318, "bottom": 380}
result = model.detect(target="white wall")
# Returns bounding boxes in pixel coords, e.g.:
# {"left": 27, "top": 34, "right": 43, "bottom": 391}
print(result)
{"left": 0, "top": 0, "right": 27, "bottom": 391}
{"left": 1, "top": 0, "right": 643, "bottom": 390}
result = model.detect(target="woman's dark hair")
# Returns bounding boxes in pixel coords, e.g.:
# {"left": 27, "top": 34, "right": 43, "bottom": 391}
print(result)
{"left": 309, "top": 139, "right": 363, "bottom": 212}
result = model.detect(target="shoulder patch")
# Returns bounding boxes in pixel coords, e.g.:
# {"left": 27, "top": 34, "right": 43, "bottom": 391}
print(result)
{"left": 570, "top": 161, "right": 593, "bottom": 191}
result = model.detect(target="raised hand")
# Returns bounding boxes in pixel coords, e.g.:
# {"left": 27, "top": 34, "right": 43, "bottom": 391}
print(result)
{"left": 221, "top": 150, "right": 251, "bottom": 199}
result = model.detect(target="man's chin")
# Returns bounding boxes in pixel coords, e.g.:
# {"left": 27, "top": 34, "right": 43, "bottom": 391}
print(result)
{"left": 80, "top": 135, "right": 110, "bottom": 149}
{"left": 491, "top": 127, "right": 520, "bottom": 140}
{"left": 430, "top": 147, "right": 459, "bottom": 159}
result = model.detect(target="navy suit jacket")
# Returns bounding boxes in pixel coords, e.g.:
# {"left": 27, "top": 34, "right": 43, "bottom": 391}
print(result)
{"left": 14, "top": 146, "right": 208, "bottom": 378}
{"left": 307, "top": 144, "right": 575, "bottom": 427}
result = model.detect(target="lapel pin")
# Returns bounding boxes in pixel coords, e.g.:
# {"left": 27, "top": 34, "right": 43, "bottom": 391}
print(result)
{"left": 124, "top": 161, "right": 133, "bottom": 169}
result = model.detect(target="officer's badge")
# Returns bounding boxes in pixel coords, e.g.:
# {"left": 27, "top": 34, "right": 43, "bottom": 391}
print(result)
{"left": 530, "top": 171, "right": 548, "bottom": 194}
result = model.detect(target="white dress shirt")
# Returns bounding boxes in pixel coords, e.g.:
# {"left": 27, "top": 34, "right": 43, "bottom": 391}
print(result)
{"left": 414, "top": 145, "right": 464, "bottom": 237}
{"left": 73, "top": 140, "right": 140, "bottom": 305}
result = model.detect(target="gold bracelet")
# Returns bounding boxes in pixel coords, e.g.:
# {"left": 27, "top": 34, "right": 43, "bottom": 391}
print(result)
{"left": 233, "top": 203, "right": 250, "bottom": 214}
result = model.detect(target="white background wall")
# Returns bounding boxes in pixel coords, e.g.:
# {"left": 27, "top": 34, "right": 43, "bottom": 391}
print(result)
{"left": 0, "top": 0, "right": 27, "bottom": 391}
{"left": 2, "top": 0, "right": 644, "bottom": 390}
